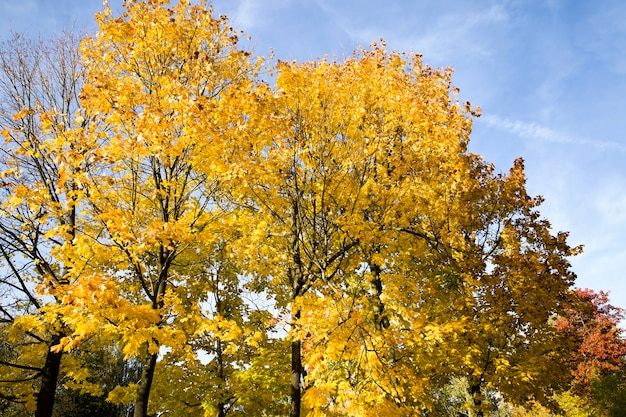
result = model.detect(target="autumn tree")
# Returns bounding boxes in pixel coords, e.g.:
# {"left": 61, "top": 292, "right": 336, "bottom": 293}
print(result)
{"left": 236, "top": 45, "right": 580, "bottom": 416}
{"left": 0, "top": 30, "right": 89, "bottom": 417}
{"left": 563, "top": 289, "right": 626, "bottom": 387}
{"left": 557, "top": 288, "right": 626, "bottom": 416}
{"left": 436, "top": 158, "right": 580, "bottom": 415}
{"left": 46, "top": 1, "right": 267, "bottom": 416}
{"left": 232, "top": 45, "right": 495, "bottom": 416}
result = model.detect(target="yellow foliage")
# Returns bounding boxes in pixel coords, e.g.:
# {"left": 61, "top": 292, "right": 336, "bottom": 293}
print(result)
{"left": 107, "top": 383, "right": 139, "bottom": 405}
{"left": 0, "top": 2, "right": 582, "bottom": 416}
{"left": 553, "top": 390, "right": 593, "bottom": 417}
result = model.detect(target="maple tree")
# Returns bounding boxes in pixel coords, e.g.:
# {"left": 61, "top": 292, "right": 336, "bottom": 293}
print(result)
{"left": 0, "top": 2, "right": 282, "bottom": 415}
{"left": 147, "top": 243, "right": 290, "bottom": 417}
{"left": 446, "top": 159, "right": 580, "bottom": 415}
{"left": 45, "top": 1, "right": 266, "bottom": 416}
{"left": 419, "top": 159, "right": 580, "bottom": 415}
{"left": 557, "top": 288, "right": 626, "bottom": 416}
{"left": 560, "top": 288, "right": 626, "bottom": 387}
{"left": 0, "top": 30, "right": 89, "bottom": 417}
{"left": 234, "top": 41, "right": 577, "bottom": 416}
{"left": 231, "top": 46, "right": 473, "bottom": 415}
{"left": 234, "top": 44, "right": 580, "bottom": 416}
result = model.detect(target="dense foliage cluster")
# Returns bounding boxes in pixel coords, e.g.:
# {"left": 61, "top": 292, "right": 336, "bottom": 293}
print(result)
{"left": 0, "top": 1, "right": 624, "bottom": 416}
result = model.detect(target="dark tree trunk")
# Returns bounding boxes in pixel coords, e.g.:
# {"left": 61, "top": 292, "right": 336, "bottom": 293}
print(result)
{"left": 34, "top": 338, "right": 63, "bottom": 417}
{"left": 370, "top": 261, "right": 389, "bottom": 330}
{"left": 470, "top": 382, "right": 484, "bottom": 417}
{"left": 289, "top": 202, "right": 304, "bottom": 417}
{"left": 217, "top": 338, "right": 226, "bottom": 417}
{"left": 133, "top": 352, "right": 158, "bottom": 417}
{"left": 132, "top": 242, "right": 169, "bottom": 417}
{"left": 290, "top": 323, "right": 302, "bottom": 417}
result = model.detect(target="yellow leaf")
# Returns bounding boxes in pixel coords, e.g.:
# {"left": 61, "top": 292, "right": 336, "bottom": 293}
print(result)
{"left": 12, "top": 108, "right": 28, "bottom": 120}
{"left": 1, "top": 128, "right": 11, "bottom": 142}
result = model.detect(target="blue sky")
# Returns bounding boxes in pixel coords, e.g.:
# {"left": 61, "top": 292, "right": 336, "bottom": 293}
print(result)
{"left": 2, "top": 0, "right": 625, "bottom": 310}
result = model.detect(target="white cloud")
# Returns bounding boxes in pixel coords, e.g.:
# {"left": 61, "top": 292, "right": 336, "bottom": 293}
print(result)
{"left": 230, "top": 0, "right": 262, "bottom": 29}
{"left": 481, "top": 114, "right": 626, "bottom": 153}
{"left": 311, "top": 1, "right": 508, "bottom": 64}
{"left": 228, "top": 0, "right": 292, "bottom": 30}
{"left": 402, "top": 4, "right": 508, "bottom": 60}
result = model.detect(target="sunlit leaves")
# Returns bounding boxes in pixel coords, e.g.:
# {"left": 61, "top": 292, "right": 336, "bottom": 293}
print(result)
{"left": 47, "top": 1, "right": 268, "bottom": 416}
{"left": 0, "top": 2, "right": 592, "bottom": 416}
{"left": 0, "top": 29, "right": 89, "bottom": 416}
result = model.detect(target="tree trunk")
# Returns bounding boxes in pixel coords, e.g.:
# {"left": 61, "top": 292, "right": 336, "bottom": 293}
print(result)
{"left": 370, "top": 261, "right": 389, "bottom": 330}
{"left": 34, "top": 338, "right": 63, "bottom": 417}
{"left": 133, "top": 352, "right": 158, "bottom": 417}
{"left": 290, "top": 324, "right": 302, "bottom": 417}
{"left": 290, "top": 282, "right": 303, "bottom": 417}
{"left": 469, "top": 382, "right": 484, "bottom": 417}
{"left": 289, "top": 202, "right": 304, "bottom": 417}
{"left": 217, "top": 338, "right": 226, "bottom": 417}
{"left": 132, "top": 242, "right": 169, "bottom": 417}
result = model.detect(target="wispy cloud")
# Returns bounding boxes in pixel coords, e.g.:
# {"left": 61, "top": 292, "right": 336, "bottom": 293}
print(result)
{"left": 312, "top": 1, "right": 509, "bottom": 64}
{"left": 482, "top": 114, "right": 626, "bottom": 153}
{"left": 401, "top": 4, "right": 508, "bottom": 61}
{"left": 229, "top": 0, "right": 264, "bottom": 29}
{"left": 228, "top": 0, "right": 292, "bottom": 30}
